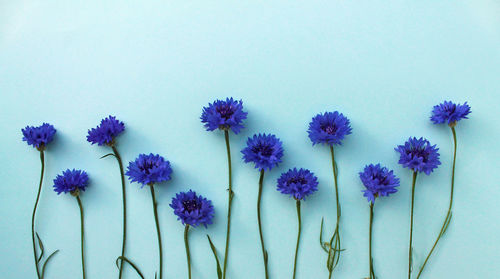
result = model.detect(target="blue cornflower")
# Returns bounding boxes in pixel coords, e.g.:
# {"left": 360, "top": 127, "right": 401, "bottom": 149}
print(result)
{"left": 201, "top": 97, "right": 248, "bottom": 134}
{"left": 87, "top": 115, "right": 125, "bottom": 146}
{"left": 242, "top": 133, "right": 284, "bottom": 171}
{"left": 277, "top": 168, "right": 318, "bottom": 200}
{"left": 53, "top": 169, "right": 89, "bottom": 195}
{"left": 430, "top": 101, "right": 471, "bottom": 126}
{"left": 359, "top": 164, "right": 400, "bottom": 203}
{"left": 395, "top": 137, "right": 441, "bottom": 175}
{"left": 126, "top": 154, "right": 172, "bottom": 186}
{"left": 22, "top": 123, "right": 56, "bottom": 150}
{"left": 170, "top": 190, "right": 214, "bottom": 228}
{"left": 308, "top": 112, "right": 352, "bottom": 146}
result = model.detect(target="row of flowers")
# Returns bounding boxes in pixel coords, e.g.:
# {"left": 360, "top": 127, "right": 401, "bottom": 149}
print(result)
{"left": 23, "top": 99, "right": 470, "bottom": 279}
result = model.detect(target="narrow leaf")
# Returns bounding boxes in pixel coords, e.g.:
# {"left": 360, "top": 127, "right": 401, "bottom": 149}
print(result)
{"left": 115, "top": 256, "right": 145, "bottom": 279}
{"left": 41, "top": 250, "right": 59, "bottom": 279}
{"left": 100, "top": 153, "right": 116, "bottom": 159}
{"left": 36, "top": 232, "right": 45, "bottom": 263}
{"left": 207, "top": 235, "right": 222, "bottom": 279}
{"left": 319, "top": 218, "right": 329, "bottom": 253}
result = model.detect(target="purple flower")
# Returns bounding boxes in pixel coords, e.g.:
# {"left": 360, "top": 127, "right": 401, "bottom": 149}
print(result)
{"left": 430, "top": 101, "right": 471, "bottom": 126}
{"left": 242, "top": 133, "right": 284, "bottom": 171}
{"left": 87, "top": 116, "right": 125, "bottom": 146}
{"left": 22, "top": 123, "right": 56, "bottom": 150}
{"left": 201, "top": 97, "right": 248, "bottom": 134}
{"left": 359, "top": 164, "right": 400, "bottom": 203}
{"left": 170, "top": 190, "right": 214, "bottom": 228}
{"left": 126, "top": 154, "right": 172, "bottom": 186}
{"left": 395, "top": 137, "right": 441, "bottom": 175}
{"left": 277, "top": 168, "right": 318, "bottom": 200}
{"left": 308, "top": 112, "right": 352, "bottom": 146}
{"left": 53, "top": 169, "right": 89, "bottom": 195}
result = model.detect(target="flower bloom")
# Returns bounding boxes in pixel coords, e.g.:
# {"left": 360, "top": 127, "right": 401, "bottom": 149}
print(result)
{"left": 277, "top": 168, "right": 318, "bottom": 200}
{"left": 201, "top": 97, "right": 248, "bottom": 134}
{"left": 308, "top": 111, "right": 352, "bottom": 146}
{"left": 395, "top": 137, "right": 441, "bottom": 175}
{"left": 359, "top": 164, "right": 400, "bottom": 203}
{"left": 87, "top": 116, "right": 125, "bottom": 146}
{"left": 242, "top": 133, "right": 284, "bottom": 171}
{"left": 170, "top": 190, "right": 214, "bottom": 227}
{"left": 53, "top": 169, "right": 89, "bottom": 195}
{"left": 22, "top": 123, "right": 56, "bottom": 149}
{"left": 126, "top": 154, "right": 172, "bottom": 186}
{"left": 430, "top": 101, "right": 471, "bottom": 126}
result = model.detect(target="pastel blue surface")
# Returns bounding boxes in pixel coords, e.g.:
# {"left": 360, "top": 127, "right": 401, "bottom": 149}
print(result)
{"left": 1, "top": 1, "right": 499, "bottom": 278}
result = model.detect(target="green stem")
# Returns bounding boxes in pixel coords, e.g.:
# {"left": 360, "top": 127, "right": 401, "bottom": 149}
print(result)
{"left": 293, "top": 200, "right": 302, "bottom": 279}
{"left": 31, "top": 150, "right": 44, "bottom": 279}
{"left": 223, "top": 130, "right": 233, "bottom": 279}
{"left": 369, "top": 202, "right": 375, "bottom": 279}
{"left": 257, "top": 169, "right": 269, "bottom": 279}
{"left": 76, "top": 196, "right": 86, "bottom": 279}
{"left": 112, "top": 146, "right": 127, "bottom": 279}
{"left": 327, "top": 146, "right": 341, "bottom": 279}
{"left": 408, "top": 171, "right": 418, "bottom": 279}
{"left": 416, "top": 126, "right": 457, "bottom": 279}
{"left": 184, "top": 225, "right": 191, "bottom": 279}
{"left": 150, "top": 185, "right": 163, "bottom": 279}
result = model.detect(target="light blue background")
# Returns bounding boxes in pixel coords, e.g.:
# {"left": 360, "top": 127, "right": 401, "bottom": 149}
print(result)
{"left": 1, "top": 1, "right": 499, "bottom": 278}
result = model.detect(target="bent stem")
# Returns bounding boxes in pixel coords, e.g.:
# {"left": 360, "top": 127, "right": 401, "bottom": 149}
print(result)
{"left": 76, "top": 196, "right": 86, "bottom": 279}
{"left": 111, "top": 145, "right": 128, "bottom": 279}
{"left": 184, "top": 225, "right": 192, "bottom": 279}
{"left": 150, "top": 185, "right": 163, "bottom": 279}
{"left": 408, "top": 171, "right": 418, "bottom": 279}
{"left": 369, "top": 202, "right": 375, "bottom": 279}
{"left": 223, "top": 130, "right": 233, "bottom": 279}
{"left": 257, "top": 169, "right": 269, "bottom": 279}
{"left": 293, "top": 200, "right": 302, "bottom": 279}
{"left": 32, "top": 150, "right": 44, "bottom": 279}
{"left": 416, "top": 126, "right": 457, "bottom": 279}
{"left": 327, "top": 146, "right": 342, "bottom": 279}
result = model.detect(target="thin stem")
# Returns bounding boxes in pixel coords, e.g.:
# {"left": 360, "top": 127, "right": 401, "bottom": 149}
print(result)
{"left": 408, "top": 171, "right": 418, "bottom": 279}
{"left": 293, "top": 200, "right": 302, "bottom": 279}
{"left": 150, "top": 185, "right": 163, "bottom": 279}
{"left": 223, "top": 130, "right": 233, "bottom": 279}
{"left": 369, "top": 202, "right": 375, "bottom": 279}
{"left": 327, "top": 146, "right": 341, "bottom": 279}
{"left": 257, "top": 169, "right": 269, "bottom": 279}
{"left": 184, "top": 225, "right": 192, "bottom": 279}
{"left": 416, "top": 127, "right": 457, "bottom": 279}
{"left": 76, "top": 196, "right": 86, "bottom": 279}
{"left": 31, "top": 150, "right": 44, "bottom": 279}
{"left": 112, "top": 146, "right": 127, "bottom": 279}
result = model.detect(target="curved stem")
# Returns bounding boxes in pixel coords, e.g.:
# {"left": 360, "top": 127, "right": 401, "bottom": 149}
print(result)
{"left": 112, "top": 146, "right": 127, "bottom": 279}
{"left": 416, "top": 127, "right": 457, "bottom": 279}
{"left": 76, "top": 196, "right": 86, "bottom": 279}
{"left": 257, "top": 169, "right": 269, "bottom": 279}
{"left": 327, "top": 146, "right": 341, "bottom": 279}
{"left": 150, "top": 185, "right": 163, "bottom": 279}
{"left": 184, "top": 225, "right": 192, "bottom": 279}
{"left": 32, "top": 150, "right": 44, "bottom": 279}
{"left": 369, "top": 202, "right": 375, "bottom": 279}
{"left": 408, "top": 171, "right": 418, "bottom": 279}
{"left": 292, "top": 200, "right": 302, "bottom": 279}
{"left": 223, "top": 130, "right": 233, "bottom": 279}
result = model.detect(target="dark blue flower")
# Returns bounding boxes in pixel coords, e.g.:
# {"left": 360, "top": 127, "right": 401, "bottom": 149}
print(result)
{"left": 277, "top": 168, "right": 318, "bottom": 200}
{"left": 53, "top": 169, "right": 89, "bottom": 195}
{"left": 395, "top": 137, "right": 441, "bottom": 175}
{"left": 87, "top": 116, "right": 125, "bottom": 146}
{"left": 126, "top": 154, "right": 172, "bottom": 186}
{"left": 22, "top": 123, "right": 56, "bottom": 150}
{"left": 430, "top": 101, "right": 471, "bottom": 126}
{"left": 170, "top": 190, "right": 215, "bottom": 228}
{"left": 308, "top": 112, "right": 352, "bottom": 146}
{"left": 242, "top": 133, "right": 284, "bottom": 171}
{"left": 359, "top": 164, "right": 400, "bottom": 203}
{"left": 201, "top": 97, "right": 248, "bottom": 134}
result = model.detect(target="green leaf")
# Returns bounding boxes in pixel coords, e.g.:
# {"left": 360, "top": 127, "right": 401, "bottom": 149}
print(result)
{"left": 41, "top": 250, "right": 59, "bottom": 279}
{"left": 207, "top": 235, "right": 222, "bottom": 279}
{"left": 115, "top": 256, "right": 145, "bottom": 279}
{"left": 100, "top": 153, "right": 116, "bottom": 159}
{"left": 35, "top": 232, "right": 45, "bottom": 263}
{"left": 319, "top": 218, "right": 329, "bottom": 253}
